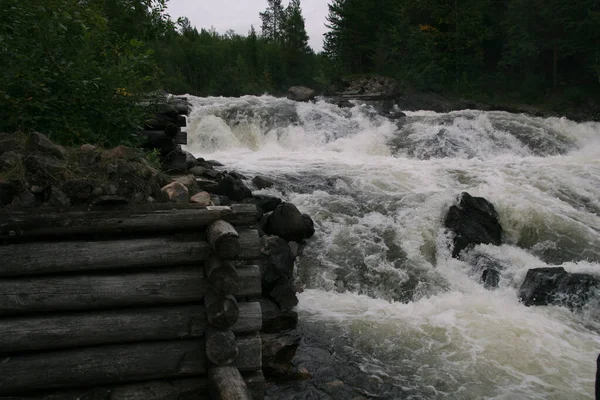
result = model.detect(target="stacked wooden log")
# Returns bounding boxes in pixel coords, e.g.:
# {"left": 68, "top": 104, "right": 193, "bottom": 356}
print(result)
{"left": 140, "top": 96, "right": 190, "bottom": 171}
{"left": 0, "top": 204, "right": 264, "bottom": 400}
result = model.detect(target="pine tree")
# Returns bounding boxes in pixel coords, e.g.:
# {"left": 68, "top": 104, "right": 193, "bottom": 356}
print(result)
{"left": 260, "top": 0, "right": 285, "bottom": 43}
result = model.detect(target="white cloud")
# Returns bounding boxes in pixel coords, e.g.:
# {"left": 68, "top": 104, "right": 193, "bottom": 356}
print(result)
{"left": 165, "top": 0, "right": 330, "bottom": 52}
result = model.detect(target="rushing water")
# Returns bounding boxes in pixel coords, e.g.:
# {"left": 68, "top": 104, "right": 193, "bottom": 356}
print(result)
{"left": 184, "top": 95, "right": 600, "bottom": 399}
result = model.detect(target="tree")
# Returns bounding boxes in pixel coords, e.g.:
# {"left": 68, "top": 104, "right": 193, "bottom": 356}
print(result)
{"left": 260, "top": 0, "right": 286, "bottom": 43}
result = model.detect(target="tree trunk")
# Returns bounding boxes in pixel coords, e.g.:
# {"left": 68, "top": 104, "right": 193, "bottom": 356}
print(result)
{"left": 209, "top": 366, "right": 253, "bottom": 400}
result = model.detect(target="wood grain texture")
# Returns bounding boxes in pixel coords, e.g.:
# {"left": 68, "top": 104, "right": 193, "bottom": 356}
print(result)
{"left": 0, "top": 204, "right": 256, "bottom": 240}
{"left": 208, "top": 366, "right": 252, "bottom": 400}
{"left": 207, "top": 220, "right": 241, "bottom": 259}
{"left": 0, "top": 302, "right": 261, "bottom": 353}
{"left": 1, "top": 372, "right": 265, "bottom": 400}
{"left": 0, "top": 229, "right": 260, "bottom": 277}
{"left": 205, "top": 291, "right": 240, "bottom": 330}
{"left": 0, "top": 266, "right": 261, "bottom": 315}
{"left": 0, "top": 337, "right": 261, "bottom": 395}
{"left": 206, "top": 329, "right": 238, "bottom": 367}
{"left": 204, "top": 255, "right": 241, "bottom": 295}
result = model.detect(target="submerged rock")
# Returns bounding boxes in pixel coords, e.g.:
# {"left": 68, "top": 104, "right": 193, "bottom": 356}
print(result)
{"left": 465, "top": 253, "right": 505, "bottom": 289}
{"left": 444, "top": 192, "right": 503, "bottom": 258}
{"left": 252, "top": 175, "right": 276, "bottom": 190}
{"left": 519, "top": 267, "right": 600, "bottom": 310}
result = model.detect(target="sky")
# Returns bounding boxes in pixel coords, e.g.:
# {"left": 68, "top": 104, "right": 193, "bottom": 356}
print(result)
{"left": 165, "top": 0, "right": 330, "bottom": 52}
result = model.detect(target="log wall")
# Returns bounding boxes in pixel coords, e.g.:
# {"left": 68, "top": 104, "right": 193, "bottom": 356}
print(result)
{"left": 0, "top": 203, "right": 264, "bottom": 400}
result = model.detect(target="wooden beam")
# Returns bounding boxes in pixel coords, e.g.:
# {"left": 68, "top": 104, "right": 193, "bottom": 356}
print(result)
{"left": 0, "top": 204, "right": 257, "bottom": 240}
{"left": 0, "top": 302, "right": 261, "bottom": 353}
{"left": 205, "top": 291, "right": 240, "bottom": 330}
{"left": 207, "top": 220, "right": 241, "bottom": 259}
{"left": 0, "top": 266, "right": 262, "bottom": 315}
{"left": 204, "top": 256, "right": 241, "bottom": 295}
{"left": 175, "top": 131, "right": 187, "bottom": 145}
{"left": 6, "top": 372, "right": 265, "bottom": 400}
{"left": 0, "top": 337, "right": 262, "bottom": 395}
{"left": 0, "top": 229, "right": 260, "bottom": 277}
{"left": 209, "top": 366, "right": 252, "bottom": 400}
{"left": 206, "top": 329, "right": 238, "bottom": 367}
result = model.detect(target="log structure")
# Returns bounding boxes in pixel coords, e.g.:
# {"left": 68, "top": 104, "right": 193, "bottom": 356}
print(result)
{"left": 0, "top": 204, "right": 264, "bottom": 399}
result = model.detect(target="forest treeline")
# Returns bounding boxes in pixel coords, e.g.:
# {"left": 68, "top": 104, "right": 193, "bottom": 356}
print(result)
{"left": 1, "top": 0, "right": 599, "bottom": 145}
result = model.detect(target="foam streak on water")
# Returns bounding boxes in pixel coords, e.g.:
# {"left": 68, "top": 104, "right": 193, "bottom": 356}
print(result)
{"left": 184, "top": 95, "right": 600, "bottom": 398}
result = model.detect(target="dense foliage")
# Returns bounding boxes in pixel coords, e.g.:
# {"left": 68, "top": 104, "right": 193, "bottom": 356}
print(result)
{"left": 0, "top": 0, "right": 172, "bottom": 145}
{"left": 154, "top": 0, "right": 319, "bottom": 96}
{"left": 324, "top": 0, "right": 600, "bottom": 104}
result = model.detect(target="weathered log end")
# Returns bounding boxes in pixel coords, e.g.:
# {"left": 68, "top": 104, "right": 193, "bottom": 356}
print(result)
{"left": 205, "top": 291, "right": 240, "bottom": 330}
{"left": 207, "top": 220, "right": 241, "bottom": 259}
{"left": 206, "top": 329, "right": 239, "bottom": 367}
{"left": 205, "top": 255, "right": 241, "bottom": 295}
{"left": 209, "top": 366, "right": 253, "bottom": 400}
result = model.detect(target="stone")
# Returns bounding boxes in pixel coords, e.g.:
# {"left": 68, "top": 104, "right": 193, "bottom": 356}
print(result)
{"left": 189, "top": 166, "right": 206, "bottom": 177}
{"left": 0, "top": 179, "right": 18, "bottom": 207}
{"left": 92, "top": 187, "right": 104, "bottom": 196}
{"left": 259, "top": 298, "right": 299, "bottom": 333}
{"left": 262, "top": 332, "right": 302, "bottom": 376}
{"left": 210, "top": 194, "right": 232, "bottom": 206}
{"left": 29, "top": 132, "right": 66, "bottom": 159}
{"left": 229, "top": 171, "right": 247, "bottom": 180}
{"left": 25, "top": 154, "right": 66, "bottom": 177}
{"left": 444, "top": 192, "right": 503, "bottom": 258}
{"left": 206, "top": 159, "right": 224, "bottom": 167}
{"left": 211, "top": 174, "right": 252, "bottom": 201}
{"left": 270, "top": 281, "right": 299, "bottom": 310}
{"left": 519, "top": 267, "right": 600, "bottom": 311}
{"left": 0, "top": 151, "right": 22, "bottom": 170}
{"left": 244, "top": 195, "right": 283, "bottom": 220}
{"left": 106, "top": 183, "right": 118, "bottom": 196}
{"left": 101, "top": 145, "right": 137, "bottom": 161}
{"left": 203, "top": 169, "right": 222, "bottom": 179}
{"left": 289, "top": 242, "right": 300, "bottom": 258}
{"left": 183, "top": 149, "right": 199, "bottom": 169}
{"left": 79, "top": 144, "right": 98, "bottom": 167}
{"left": 388, "top": 111, "right": 407, "bottom": 120}
{"left": 0, "top": 136, "right": 21, "bottom": 154}
{"left": 260, "top": 235, "right": 296, "bottom": 285}
{"left": 287, "top": 86, "right": 316, "bottom": 102}
{"left": 162, "top": 149, "right": 188, "bottom": 172}
{"left": 173, "top": 174, "right": 201, "bottom": 196}
{"left": 338, "top": 75, "right": 400, "bottom": 100}
{"left": 252, "top": 175, "right": 275, "bottom": 189}
{"left": 142, "top": 132, "right": 176, "bottom": 156}
{"left": 92, "top": 196, "right": 129, "bottom": 206}
{"left": 161, "top": 181, "right": 189, "bottom": 204}
{"left": 49, "top": 187, "right": 71, "bottom": 209}
{"left": 264, "top": 203, "right": 316, "bottom": 242}
{"left": 190, "top": 191, "right": 211, "bottom": 206}
{"left": 11, "top": 190, "right": 37, "bottom": 208}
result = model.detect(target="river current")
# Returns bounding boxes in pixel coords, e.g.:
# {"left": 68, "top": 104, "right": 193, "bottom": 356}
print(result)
{"left": 184, "top": 95, "right": 600, "bottom": 399}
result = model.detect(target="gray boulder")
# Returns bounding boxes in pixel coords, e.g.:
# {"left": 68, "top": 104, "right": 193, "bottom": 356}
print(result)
{"left": 264, "top": 203, "right": 315, "bottom": 242}
{"left": 287, "top": 86, "right": 316, "bottom": 102}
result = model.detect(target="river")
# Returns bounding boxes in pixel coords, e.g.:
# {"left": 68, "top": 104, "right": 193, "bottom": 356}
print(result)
{"left": 184, "top": 95, "right": 600, "bottom": 399}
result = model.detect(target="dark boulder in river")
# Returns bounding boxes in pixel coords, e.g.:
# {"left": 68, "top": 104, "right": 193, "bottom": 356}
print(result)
{"left": 264, "top": 203, "right": 315, "bottom": 242}
{"left": 287, "top": 86, "right": 316, "bottom": 102}
{"left": 444, "top": 192, "right": 503, "bottom": 258}
{"left": 463, "top": 252, "right": 505, "bottom": 289}
{"left": 519, "top": 267, "right": 600, "bottom": 310}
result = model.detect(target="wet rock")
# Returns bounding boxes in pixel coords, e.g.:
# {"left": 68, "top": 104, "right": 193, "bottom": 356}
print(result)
{"left": 289, "top": 242, "right": 300, "bottom": 258}
{"left": 261, "top": 235, "right": 296, "bottom": 285}
{"left": 206, "top": 159, "right": 224, "bottom": 167}
{"left": 189, "top": 166, "right": 206, "bottom": 177}
{"left": 270, "top": 281, "right": 300, "bottom": 310}
{"left": 259, "top": 298, "right": 299, "bottom": 333}
{"left": 287, "top": 86, "right": 316, "bottom": 102}
{"left": 29, "top": 132, "right": 66, "bottom": 159}
{"left": 211, "top": 174, "right": 252, "bottom": 201}
{"left": 444, "top": 192, "right": 503, "bottom": 258}
{"left": 244, "top": 195, "right": 283, "bottom": 220}
{"left": 253, "top": 175, "right": 276, "bottom": 189}
{"left": 161, "top": 181, "right": 189, "bottom": 204}
{"left": 190, "top": 191, "right": 211, "bottom": 206}
{"left": 162, "top": 149, "right": 188, "bottom": 172}
{"left": 183, "top": 149, "right": 199, "bottom": 169}
{"left": 388, "top": 110, "right": 407, "bottom": 120}
{"left": 264, "top": 203, "right": 316, "bottom": 242}
{"left": 49, "top": 187, "right": 71, "bottom": 209}
{"left": 262, "top": 332, "right": 302, "bottom": 377}
{"left": 258, "top": 211, "right": 272, "bottom": 235}
{"left": 463, "top": 253, "right": 505, "bottom": 289}
{"left": 519, "top": 267, "right": 600, "bottom": 310}
{"left": 173, "top": 175, "right": 200, "bottom": 196}
{"left": 78, "top": 144, "right": 98, "bottom": 167}
{"left": 203, "top": 169, "right": 223, "bottom": 180}
{"left": 338, "top": 75, "right": 400, "bottom": 100}
{"left": 106, "top": 183, "right": 118, "bottom": 196}
{"left": 229, "top": 171, "right": 247, "bottom": 181}
{"left": 92, "top": 196, "right": 129, "bottom": 206}
{"left": 210, "top": 194, "right": 232, "bottom": 206}
{"left": 101, "top": 145, "right": 136, "bottom": 161}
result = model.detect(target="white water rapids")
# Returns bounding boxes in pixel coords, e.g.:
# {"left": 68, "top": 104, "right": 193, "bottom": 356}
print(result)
{"left": 184, "top": 95, "right": 600, "bottom": 399}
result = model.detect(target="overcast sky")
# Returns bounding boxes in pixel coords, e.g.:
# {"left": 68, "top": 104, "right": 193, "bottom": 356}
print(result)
{"left": 165, "top": 0, "right": 330, "bottom": 52}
